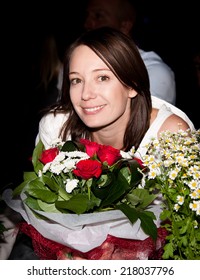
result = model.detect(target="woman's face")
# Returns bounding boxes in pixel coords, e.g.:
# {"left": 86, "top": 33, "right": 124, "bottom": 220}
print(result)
{"left": 69, "top": 45, "right": 137, "bottom": 129}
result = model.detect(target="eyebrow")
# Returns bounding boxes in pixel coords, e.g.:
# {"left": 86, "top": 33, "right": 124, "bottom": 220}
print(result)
{"left": 69, "top": 68, "right": 111, "bottom": 75}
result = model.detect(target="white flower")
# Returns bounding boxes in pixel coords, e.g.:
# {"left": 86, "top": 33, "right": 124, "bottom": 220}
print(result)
{"left": 174, "top": 204, "right": 180, "bottom": 211}
{"left": 42, "top": 162, "right": 52, "bottom": 173}
{"left": 65, "top": 179, "right": 79, "bottom": 193}
{"left": 120, "top": 150, "right": 133, "bottom": 159}
{"left": 177, "top": 195, "right": 184, "bottom": 205}
{"left": 65, "top": 151, "right": 89, "bottom": 159}
{"left": 63, "top": 158, "right": 78, "bottom": 172}
{"left": 50, "top": 161, "right": 66, "bottom": 175}
{"left": 148, "top": 167, "right": 160, "bottom": 179}
{"left": 168, "top": 169, "right": 179, "bottom": 180}
{"left": 188, "top": 180, "right": 199, "bottom": 190}
{"left": 190, "top": 190, "right": 200, "bottom": 199}
{"left": 189, "top": 201, "right": 200, "bottom": 213}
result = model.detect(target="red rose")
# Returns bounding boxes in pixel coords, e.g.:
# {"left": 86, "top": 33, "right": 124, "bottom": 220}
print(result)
{"left": 39, "top": 147, "right": 59, "bottom": 164}
{"left": 80, "top": 138, "right": 100, "bottom": 157}
{"left": 73, "top": 159, "right": 102, "bottom": 180}
{"left": 97, "top": 145, "right": 122, "bottom": 166}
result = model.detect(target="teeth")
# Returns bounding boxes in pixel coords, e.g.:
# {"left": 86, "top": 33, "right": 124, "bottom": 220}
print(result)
{"left": 84, "top": 105, "right": 103, "bottom": 112}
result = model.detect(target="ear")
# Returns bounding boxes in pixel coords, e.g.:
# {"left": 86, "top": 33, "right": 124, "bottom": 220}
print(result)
{"left": 128, "top": 88, "right": 138, "bottom": 98}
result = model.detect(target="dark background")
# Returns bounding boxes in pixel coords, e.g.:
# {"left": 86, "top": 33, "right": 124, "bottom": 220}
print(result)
{"left": 2, "top": 0, "right": 199, "bottom": 191}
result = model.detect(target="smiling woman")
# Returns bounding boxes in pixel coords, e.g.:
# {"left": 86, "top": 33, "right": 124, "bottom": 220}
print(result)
{"left": 2, "top": 26, "right": 196, "bottom": 260}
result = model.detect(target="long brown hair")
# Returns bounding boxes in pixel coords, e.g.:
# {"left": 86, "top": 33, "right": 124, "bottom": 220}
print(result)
{"left": 46, "top": 27, "right": 152, "bottom": 151}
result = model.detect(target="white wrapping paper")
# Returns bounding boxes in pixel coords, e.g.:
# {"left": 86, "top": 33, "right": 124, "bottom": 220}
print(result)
{"left": 3, "top": 189, "right": 162, "bottom": 252}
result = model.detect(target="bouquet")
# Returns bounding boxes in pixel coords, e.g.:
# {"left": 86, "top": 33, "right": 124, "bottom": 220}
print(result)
{"left": 3, "top": 138, "right": 168, "bottom": 259}
{"left": 12, "top": 138, "right": 158, "bottom": 237}
{"left": 142, "top": 129, "right": 200, "bottom": 259}
{"left": 4, "top": 129, "right": 199, "bottom": 259}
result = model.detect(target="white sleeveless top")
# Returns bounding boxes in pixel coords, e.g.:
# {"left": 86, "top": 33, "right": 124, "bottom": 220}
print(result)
{"left": 37, "top": 96, "right": 195, "bottom": 157}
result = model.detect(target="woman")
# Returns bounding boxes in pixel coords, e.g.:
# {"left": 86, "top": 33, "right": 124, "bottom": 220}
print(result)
{"left": 2, "top": 27, "right": 195, "bottom": 260}
{"left": 37, "top": 26, "right": 193, "bottom": 154}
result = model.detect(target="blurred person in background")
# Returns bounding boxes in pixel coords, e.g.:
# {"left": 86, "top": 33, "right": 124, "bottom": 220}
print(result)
{"left": 32, "top": 33, "right": 63, "bottom": 107}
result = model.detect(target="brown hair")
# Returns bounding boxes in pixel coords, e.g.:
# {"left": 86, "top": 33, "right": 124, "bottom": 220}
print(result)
{"left": 48, "top": 27, "right": 152, "bottom": 151}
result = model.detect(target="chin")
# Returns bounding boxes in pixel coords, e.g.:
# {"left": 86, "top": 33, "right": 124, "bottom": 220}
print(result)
{"left": 84, "top": 120, "right": 106, "bottom": 129}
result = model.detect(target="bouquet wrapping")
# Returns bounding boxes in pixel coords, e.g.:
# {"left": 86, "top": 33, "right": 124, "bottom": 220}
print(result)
{"left": 3, "top": 188, "right": 162, "bottom": 253}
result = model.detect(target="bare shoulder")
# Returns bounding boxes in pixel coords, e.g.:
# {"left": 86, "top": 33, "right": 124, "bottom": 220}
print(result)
{"left": 158, "top": 114, "right": 190, "bottom": 134}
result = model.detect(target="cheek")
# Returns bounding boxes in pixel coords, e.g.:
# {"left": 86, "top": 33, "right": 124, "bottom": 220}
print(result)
{"left": 115, "top": 90, "right": 131, "bottom": 107}
{"left": 70, "top": 89, "right": 79, "bottom": 105}
{"left": 117, "top": 94, "right": 132, "bottom": 114}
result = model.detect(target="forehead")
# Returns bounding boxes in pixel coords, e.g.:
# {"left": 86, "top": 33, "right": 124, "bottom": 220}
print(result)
{"left": 70, "top": 45, "right": 107, "bottom": 68}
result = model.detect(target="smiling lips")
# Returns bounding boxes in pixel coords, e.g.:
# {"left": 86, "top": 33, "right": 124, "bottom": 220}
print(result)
{"left": 83, "top": 105, "right": 105, "bottom": 114}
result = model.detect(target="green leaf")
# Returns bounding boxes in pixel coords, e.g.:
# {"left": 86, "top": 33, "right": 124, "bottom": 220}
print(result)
{"left": 116, "top": 204, "right": 157, "bottom": 240}
{"left": 91, "top": 173, "right": 116, "bottom": 200}
{"left": 23, "top": 171, "right": 37, "bottom": 182}
{"left": 55, "top": 193, "right": 100, "bottom": 214}
{"left": 116, "top": 204, "right": 139, "bottom": 224}
{"left": 25, "top": 180, "right": 57, "bottom": 202}
{"left": 24, "top": 197, "right": 50, "bottom": 219}
{"left": 160, "top": 209, "right": 171, "bottom": 221}
{"left": 12, "top": 172, "right": 38, "bottom": 197}
{"left": 126, "top": 193, "right": 142, "bottom": 206}
{"left": 42, "top": 174, "right": 60, "bottom": 192}
{"left": 24, "top": 196, "right": 42, "bottom": 211}
{"left": 58, "top": 187, "right": 72, "bottom": 201}
{"left": 142, "top": 209, "right": 156, "bottom": 220}
{"left": 26, "top": 189, "right": 57, "bottom": 203}
{"left": 139, "top": 211, "right": 157, "bottom": 241}
{"left": 127, "top": 189, "right": 157, "bottom": 209}
{"left": 12, "top": 181, "right": 29, "bottom": 197}
{"left": 181, "top": 235, "right": 188, "bottom": 247}
{"left": 128, "top": 159, "right": 143, "bottom": 186}
{"left": 162, "top": 242, "right": 174, "bottom": 259}
{"left": 88, "top": 192, "right": 102, "bottom": 209}
{"left": 26, "top": 179, "right": 46, "bottom": 190}
{"left": 61, "top": 140, "right": 80, "bottom": 152}
{"left": 32, "top": 140, "right": 44, "bottom": 173}
{"left": 179, "top": 218, "right": 190, "bottom": 234}
{"left": 37, "top": 200, "right": 62, "bottom": 213}
{"left": 96, "top": 173, "right": 113, "bottom": 188}
{"left": 97, "top": 171, "right": 130, "bottom": 207}
{"left": 39, "top": 173, "right": 72, "bottom": 201}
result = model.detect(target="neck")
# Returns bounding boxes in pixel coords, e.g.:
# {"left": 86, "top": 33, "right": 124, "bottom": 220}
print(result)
{"left": 91, "top": 128, "right": 125, "bottom": 150}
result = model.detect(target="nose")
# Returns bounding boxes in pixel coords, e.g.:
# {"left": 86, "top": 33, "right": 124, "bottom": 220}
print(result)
{"left": 81, "top": 81, "right": 97, "bottom": 101}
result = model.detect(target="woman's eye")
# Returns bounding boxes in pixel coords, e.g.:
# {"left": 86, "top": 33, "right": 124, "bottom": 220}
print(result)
{"left": 98, "top": 75, "right": 109, "bottom": 82}
{"left": 70, "top": 78, "right": 81, "bottom": 85}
